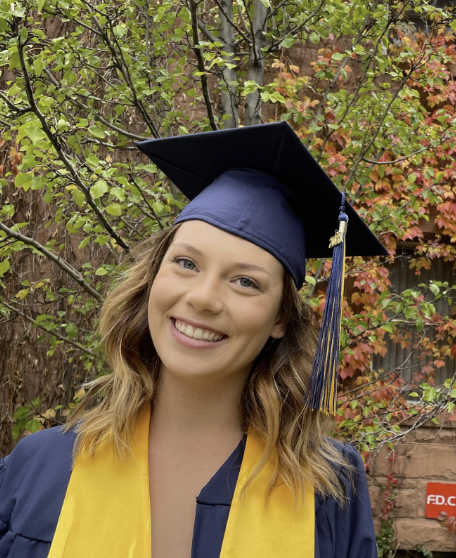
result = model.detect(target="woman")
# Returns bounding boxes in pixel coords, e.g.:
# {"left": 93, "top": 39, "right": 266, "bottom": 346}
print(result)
{"left": 0, "top": 123, "right": 384, "bottom": 558}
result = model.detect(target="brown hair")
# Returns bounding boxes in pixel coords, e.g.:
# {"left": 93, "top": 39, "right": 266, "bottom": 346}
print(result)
{"left": 66, "top": 225, "right": 349, "bottom": 504}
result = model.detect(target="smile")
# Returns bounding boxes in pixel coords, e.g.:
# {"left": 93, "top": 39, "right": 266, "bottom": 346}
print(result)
{"left": 170, "top": 318, "right": 228, "bottom": 348}
{"left": 174, "top": 319, "right": 224, "bottom": 341}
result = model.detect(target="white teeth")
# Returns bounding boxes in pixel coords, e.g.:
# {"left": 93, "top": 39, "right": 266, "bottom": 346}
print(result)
{"left": 174, "top": 320, "right": 224, "bottom": 342}
{"left": 193, "top": 328, "right": 203, "bottom": 339}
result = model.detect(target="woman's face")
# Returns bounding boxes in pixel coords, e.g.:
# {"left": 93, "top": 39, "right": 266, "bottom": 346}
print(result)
{"left": 148, "top": 220, "right": 286, "bottom": 384}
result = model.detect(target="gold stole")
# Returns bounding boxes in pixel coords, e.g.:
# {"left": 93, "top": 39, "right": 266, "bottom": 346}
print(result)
{"left": 48, "top": 404, "right": 314, "bottom": 557}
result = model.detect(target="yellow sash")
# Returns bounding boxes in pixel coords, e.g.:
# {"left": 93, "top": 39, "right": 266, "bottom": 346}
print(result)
{"left": 48, "top": 404, "right": 314, "bottom": 557}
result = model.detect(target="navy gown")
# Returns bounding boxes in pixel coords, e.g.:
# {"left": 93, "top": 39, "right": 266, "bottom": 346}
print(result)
{"left": 0, "top": 427, "right": 378, "bottom": 558}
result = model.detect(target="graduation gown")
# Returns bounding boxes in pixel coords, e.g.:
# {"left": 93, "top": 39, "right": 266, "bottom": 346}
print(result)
{"left": 0, "top": 426, "right": 378, "bottom": 558}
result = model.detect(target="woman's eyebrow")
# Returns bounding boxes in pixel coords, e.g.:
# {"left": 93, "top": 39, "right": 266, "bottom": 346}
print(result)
{"left": 171, "top": 242, "right": 202, "bottom": 256}
{"left": 171, "top": 242, "right": 272, "bottom": 276}
{"left": 233, "top": 263, "right": 271, "bottom": 276}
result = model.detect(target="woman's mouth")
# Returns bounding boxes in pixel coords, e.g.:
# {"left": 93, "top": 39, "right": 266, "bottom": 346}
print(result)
{"left": 170, "top": 318, "right": 228, "bottom": 348}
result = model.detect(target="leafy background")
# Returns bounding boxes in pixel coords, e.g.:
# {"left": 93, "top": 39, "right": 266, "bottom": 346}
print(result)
{"left": 1, "top": 0, "right": 456, "bottom": 475}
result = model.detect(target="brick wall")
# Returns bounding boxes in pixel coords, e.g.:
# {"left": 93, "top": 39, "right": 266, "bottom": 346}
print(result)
{"left": 369, "top": 420, "right": 456, "bottom": 552}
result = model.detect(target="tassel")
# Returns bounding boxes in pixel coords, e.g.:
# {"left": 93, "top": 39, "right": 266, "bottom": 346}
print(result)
{"left": 304, "top": 193, "right": 348, "bottom": 416}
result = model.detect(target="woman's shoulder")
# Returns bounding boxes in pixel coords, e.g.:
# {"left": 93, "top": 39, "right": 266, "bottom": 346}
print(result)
{"left": 324, "top": 437, "right": 365, "bottom": 479}
{"left": 0, "top": 425, "right": 76, "bottom": 546}
{"left": 2, "top": 424, "right": 76, "bottom": 472}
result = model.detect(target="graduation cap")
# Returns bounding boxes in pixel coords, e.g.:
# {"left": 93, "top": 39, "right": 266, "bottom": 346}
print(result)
{"left": 136, "top": 122, "right": 388, "bottom": 416}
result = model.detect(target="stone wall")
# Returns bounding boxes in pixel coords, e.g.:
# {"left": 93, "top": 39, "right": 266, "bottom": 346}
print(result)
{"left": 369, "top": 420, "right": 456, "bottom": 553}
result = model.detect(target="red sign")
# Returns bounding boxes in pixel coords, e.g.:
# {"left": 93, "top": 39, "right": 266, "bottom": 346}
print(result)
{"left": 426, "top": 482, "right": 456, "bottom": 518}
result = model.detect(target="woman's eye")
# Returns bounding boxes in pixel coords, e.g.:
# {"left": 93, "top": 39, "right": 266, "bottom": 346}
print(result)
{"left": 174, "top": 257, "right": 197, "bottom": 271}
{"left": 236, "top": 276, "right": 259, "bottom": 289}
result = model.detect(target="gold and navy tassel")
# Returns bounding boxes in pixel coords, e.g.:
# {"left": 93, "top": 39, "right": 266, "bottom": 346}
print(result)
{"left": 304, "top": 193, "right": 348, "bottom": 416}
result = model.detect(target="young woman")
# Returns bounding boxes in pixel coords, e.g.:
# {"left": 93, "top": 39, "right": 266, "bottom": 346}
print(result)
{"left": 0, "top": 123, "right": 384, "bottom": 558}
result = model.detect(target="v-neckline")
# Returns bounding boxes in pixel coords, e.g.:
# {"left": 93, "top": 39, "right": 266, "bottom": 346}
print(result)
{"left": 196, "top": 434, "right": 247, "bottom": 506}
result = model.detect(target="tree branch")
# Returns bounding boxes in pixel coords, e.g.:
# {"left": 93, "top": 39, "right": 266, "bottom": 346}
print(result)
{"left": 44, "top": 69, "right": 147, "bottom": 140}
{"left": 0, "top": 299, "right": 99, "bottom": 358}
{"left": 363, "top": 144, "right": 437, "bottom": 165}
{"left": 17, "top": 41, "right": 130, "bottom": 252}
{"left": 0, "top": 222, "right": 103, "bottom": 302}
{"left": 213, "top": 0, "right": 251, "bottom": 44}
{"left": 267, "top": 0, "right": 327, "bottom": 52}
{"left": 188, "top": 0, "right": 218, "bottom": 131}
{"left": 197, "top": 20, "right": 217, "bottom": 42}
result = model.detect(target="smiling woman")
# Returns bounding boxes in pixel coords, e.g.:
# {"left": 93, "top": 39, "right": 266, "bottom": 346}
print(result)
{"left": 0, "top": 123, "right": 384, "bottom": 558}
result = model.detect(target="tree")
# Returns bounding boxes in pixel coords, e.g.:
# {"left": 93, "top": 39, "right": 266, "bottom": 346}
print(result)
{"left": 0, "top": 0, "right": 456, "bottom": 457}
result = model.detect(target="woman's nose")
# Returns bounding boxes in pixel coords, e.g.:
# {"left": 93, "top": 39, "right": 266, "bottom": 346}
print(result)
{"left": 185, "top": 275, "right": 224, "bottom": 314}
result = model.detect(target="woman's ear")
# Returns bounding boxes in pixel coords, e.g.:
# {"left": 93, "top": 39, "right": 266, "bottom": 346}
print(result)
{"left": 270, "top": 317, "right": 286, "bottom": 340}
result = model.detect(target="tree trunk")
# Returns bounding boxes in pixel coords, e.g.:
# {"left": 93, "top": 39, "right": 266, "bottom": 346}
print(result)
{"left": 244, "top": 0, "right": 268, "bottom": 126}
{"left": 219, "top": 0, "right": 238, "bottom": 128}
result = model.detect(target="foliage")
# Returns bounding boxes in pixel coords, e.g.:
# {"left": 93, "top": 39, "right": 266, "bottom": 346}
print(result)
{"left": 0, "top": 0, "right": 456, "bottom": 456}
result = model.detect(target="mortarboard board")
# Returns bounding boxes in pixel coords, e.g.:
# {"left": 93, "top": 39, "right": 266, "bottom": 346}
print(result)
{"left": 135, "top": 122, "right": 388, "bottom": 415}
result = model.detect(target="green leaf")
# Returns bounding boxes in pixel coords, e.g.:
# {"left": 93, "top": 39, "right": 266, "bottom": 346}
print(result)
{"left": 72, "top": 188, "right": 85, "bottom": 208}
{"left": 152, "top": 201, "right": 164, "bottom": 213}
{"left": 113, "top": 25, "right": 126, "bottom": 38}
{"left": 332, "top": 52, "right": 345, "bottom": 61}
{"left": 382, "top": 322, "right": 394, "bottom": 334}
{"left": 110, "top": 187, "right": 126, "bottom": 201}
{"left": 90, "top": 180, "right": 108, "bottom": 199}
{"left": 309, "top": 32, "right": 320, "bottom": 44}
{"left": 0, "top": 259, "right": 10, "bottom": 278}
{"left": 34, "top": 58, "right": 44, "bottom": 77}
{"left": 95, "top": 266, "right": 108, "bottom": 276}
{"left": 65, "top": 323, "right": 78, "bottom": 338}
{"left": 31, "top": 397, "right": 41, "bottom": 407}
{"left": 25, "top": 418, "right": 41, "bottom": 433}
{"left": 20, "top": 27, "right": 28, "bottom": 43}
{"left": 79, "top": 236, "right": 91, "bottom": 250}
{"left": 27, "top": 125, "right": 47, "bottom": 144}
{"left": 106, "top": 203, "right": 122, "bottom": 216}
{"left": 280, "top": 36, "right": 294, "bottom": 49}
{"left": 15, "top": 173, "right": 33, "bottom": 191}
{"left": 305, "top": 275, "right": 316, "bottom": 285}
{"left": 88, "top": 125, "right": 105, "bottom": 139}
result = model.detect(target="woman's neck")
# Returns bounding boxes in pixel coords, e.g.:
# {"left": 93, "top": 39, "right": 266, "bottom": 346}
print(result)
{"left": 149, "top": 368, "right": 247, "bottom": 449}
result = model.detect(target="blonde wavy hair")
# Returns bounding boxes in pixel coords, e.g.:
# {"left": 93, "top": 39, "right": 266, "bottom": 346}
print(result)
{"left": 66, "top": 225, "right": 350, "bottom": 504}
